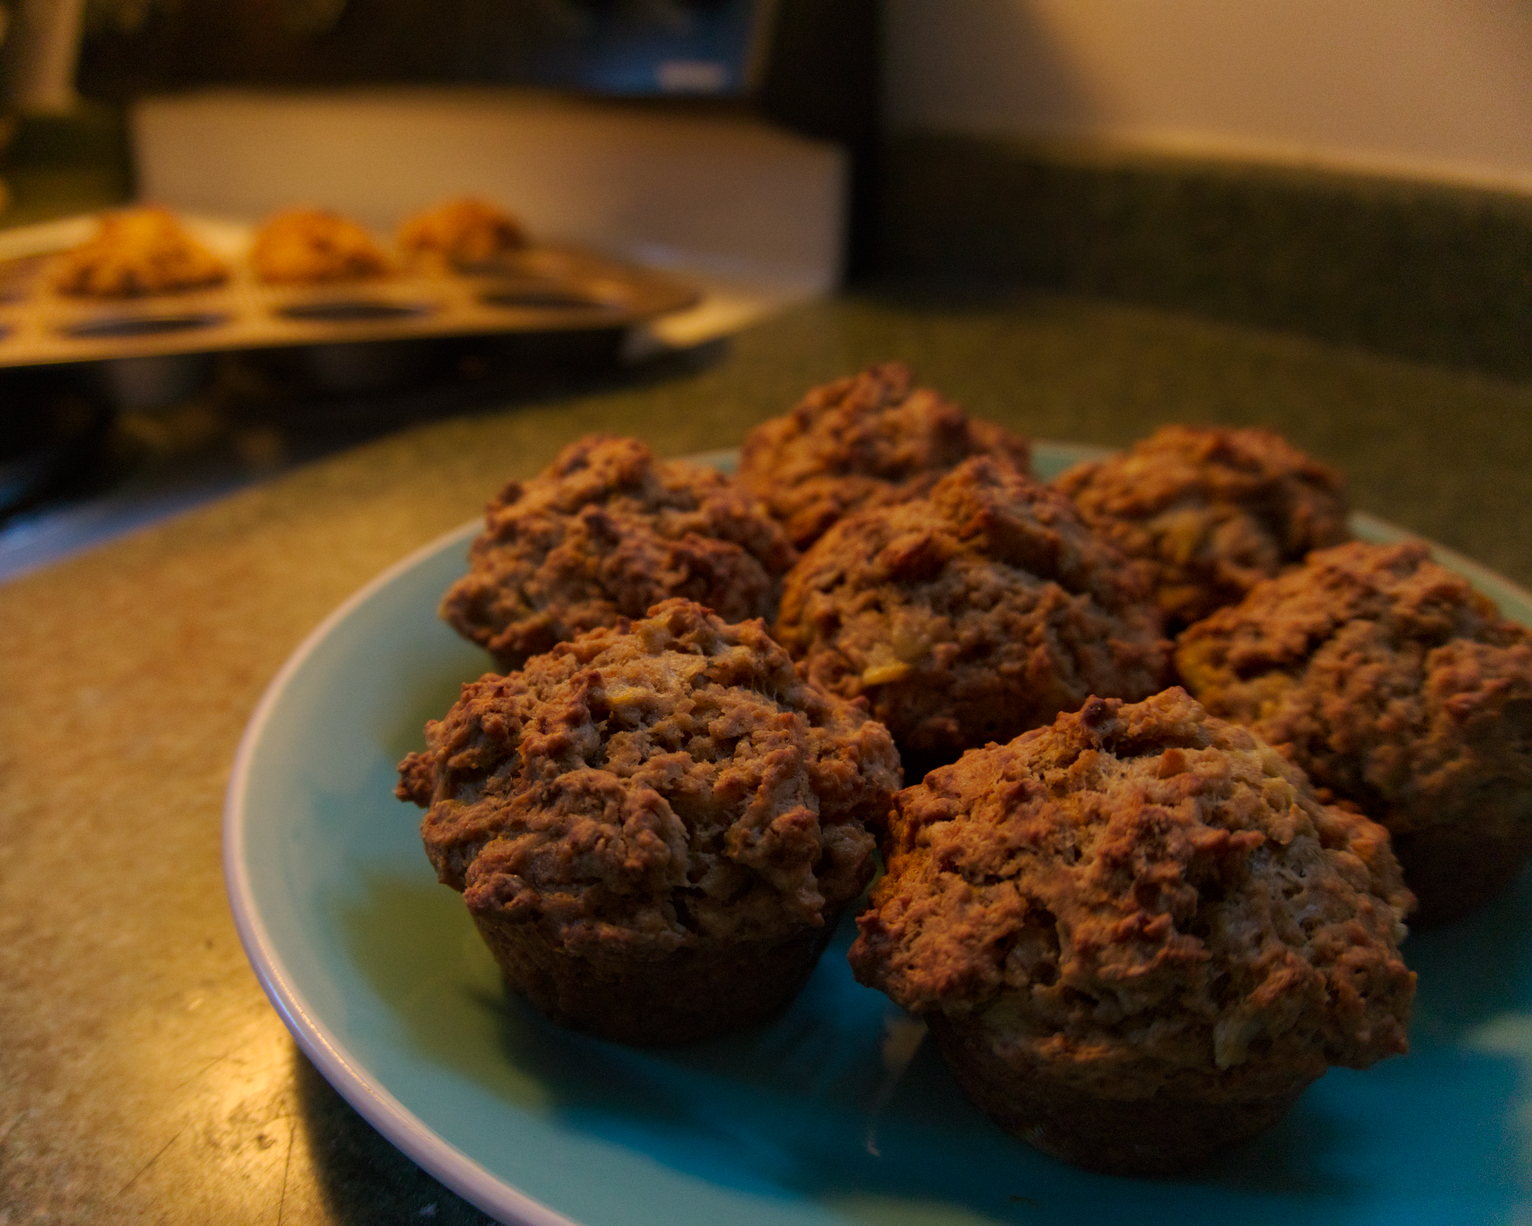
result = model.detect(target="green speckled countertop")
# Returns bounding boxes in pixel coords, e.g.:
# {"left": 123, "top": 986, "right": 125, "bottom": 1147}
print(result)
{"left": 3, "top": 283, "right": 1530, "bottom": 1223}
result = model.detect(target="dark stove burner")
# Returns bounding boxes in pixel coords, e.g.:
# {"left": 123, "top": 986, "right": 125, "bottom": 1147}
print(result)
{"left": 0, "top": 329, "right": 696, "bottom": 581}
{"left": 0, "top": 366, "right": 120, "bottom": 519}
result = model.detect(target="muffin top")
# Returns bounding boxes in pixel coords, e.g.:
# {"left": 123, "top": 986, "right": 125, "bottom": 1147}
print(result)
{"left": 776, "top": 456, "right": 1169, "bottom": 757}
{"left": 738, "top": 362, "right": 1033, "bottom": 549}
{"left": 50, "top": 207, "right": 229, "bottom": 298}
{"left": 397, "top": 196, "right": 528, "bottom": 268}
{"left": 1056, "top": 425, "right": 1350, "bottom": 629}
{"left": 849, "top": 688, "right": 1415, "bottom": 1099}
{"left": 441, "top": 434, "right": 796, "bottom": 671}
{"left": 397, "top": 599, "right": 901, "bottom": 953}
{"left": 1175, "top": 539, "right": 1532, "bottom": 841}
{"left": 250, "top": 207, "right": 393, "bottom": 285}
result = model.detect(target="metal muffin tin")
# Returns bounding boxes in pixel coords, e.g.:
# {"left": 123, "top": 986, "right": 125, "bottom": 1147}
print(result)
{"left": 0, "top": 240, "right": 699, "bottom": 402}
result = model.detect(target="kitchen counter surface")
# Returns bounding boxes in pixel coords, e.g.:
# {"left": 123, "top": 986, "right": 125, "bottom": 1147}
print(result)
{"left": 4, "top": 285, "right": 1531, "bottom": 1224}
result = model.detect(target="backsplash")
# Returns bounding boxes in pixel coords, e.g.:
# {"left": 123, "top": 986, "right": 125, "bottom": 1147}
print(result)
{"left": 875, "top": 133, "right": 1532, "bottom": 381}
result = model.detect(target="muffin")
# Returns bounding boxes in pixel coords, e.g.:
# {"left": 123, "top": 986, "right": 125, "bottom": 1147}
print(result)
{"left": 738, "top": 362, "right": 1033, "bottom": 549}
{"left": 441, "top": 435, "right": 796, "bottom": 672}
{"left": 398, "top": 196, "right": 528, "bottom": 269}
{"left": 49, "top": 207, "right": 228, "bottom": 297}
{"left": 1176, "top": 539, "right": 1532, "bottom": 924}
{"left": 249, "top": 207, "right": 393, "bottom": 285}
{"left": 775, "top": 456, "right": 1170, "bottom": 761}
{"left": 1055, "top": 425, "right": 1351, "bottom": 630}
{"left": 397, "top": 598, "right": 902, "bottom": 1044}
{"left": 849, "top": 688, "right": 1415, "bottom": 1176}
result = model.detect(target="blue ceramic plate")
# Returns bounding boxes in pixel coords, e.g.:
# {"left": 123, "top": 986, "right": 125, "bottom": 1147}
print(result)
{"left": 225, "top": 444, "right": 1532, "bottom": 1226}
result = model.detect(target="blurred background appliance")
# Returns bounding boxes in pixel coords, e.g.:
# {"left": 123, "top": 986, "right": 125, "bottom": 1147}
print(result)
{"left": 88, "top": 0, "right": 877, "bottom": 295}
{"left": 0, "top": 0, "right": 879, "bottom": 577}
{"left": 74, "top": 0, "right": 875, "bottom": 138}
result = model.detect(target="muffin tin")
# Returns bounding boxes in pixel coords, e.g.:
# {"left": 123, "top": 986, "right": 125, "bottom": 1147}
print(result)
{"left": 0, "top": 241, "right": 699, "bottom": 373}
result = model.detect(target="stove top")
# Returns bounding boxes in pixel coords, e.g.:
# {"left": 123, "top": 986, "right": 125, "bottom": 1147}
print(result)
{"left": 0, "top": 254, "right": 811, "bottom": 582}
{"left": 0, "top": 332, "right": 694, "bottom": 581}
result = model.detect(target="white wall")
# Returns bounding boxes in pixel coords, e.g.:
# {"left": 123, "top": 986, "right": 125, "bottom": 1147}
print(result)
{"left": 885, "top": 0, "right": 1532, "bottom": 190}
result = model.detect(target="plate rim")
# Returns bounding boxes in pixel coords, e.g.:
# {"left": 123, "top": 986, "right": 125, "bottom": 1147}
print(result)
{"left": 222, "top": 517, "right": 576, "bottom": 1226}
{"left": 221, "top": 440, "right": 1532, "bottom": 1226}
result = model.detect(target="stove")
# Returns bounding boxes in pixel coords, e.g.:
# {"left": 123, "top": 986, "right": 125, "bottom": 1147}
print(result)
{"left": 0, "top": 258, "right": 813, "bottom": 581}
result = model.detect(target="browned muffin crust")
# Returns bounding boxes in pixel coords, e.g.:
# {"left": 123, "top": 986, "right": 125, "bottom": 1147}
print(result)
{"left": 1055, "top": 425, "right": 1350, "bottom": 630}
{"left": 738, "top": 362, "right": 1033, "bottom": 549}
{"left": 250, "top": 207, "right": 393, "bottom": 285}
{"left": 441, "top": 435, "right": 796, "bottom": 672}
{"left": 775, "top": 456, "right": 1170, "bottom": 759}
{"left": 49, "top": 207, "right": 229, "bottom": 297}
{"left": 398, "top": 196, "right": 528, "bottom": 269}
{"left": 397, "top": 598, "right": 902, "bottom": 1042}
{"left": 1176, "top": 539, "right": 1532, "bottom": 924}
{"left": 849, "top": 688, "right": 1414, "bottom": 1174}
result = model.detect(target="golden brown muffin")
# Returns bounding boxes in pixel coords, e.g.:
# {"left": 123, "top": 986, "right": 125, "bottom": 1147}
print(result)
{"left": 441, "top": 434, "right": 796, "bottom": 673}
{"left": 397, "top": 598, "right": 902, "bottom": 1044}
{"left": 397, "top": 196, "right": 528, "bottom": 269}
{"left": 249, "top": 207, "right": 392, "bottom": 285}
{"left": 49, "top": 207, "right": 228, "bottom": 297}
{"left": 775, "top": 456, "right": 1169, "bottom": 762}
{"left": 738, "top": 362, "right": 1033, "bottom": 549}
{"left": 1176, "top": 539, "right": 1532, "bottom": 924}
{"left": 1055, "top": 425, "right": 1351, "bottom": 630}
{"left": 849, "top": 688, "right": 1415, "bottom": 1175}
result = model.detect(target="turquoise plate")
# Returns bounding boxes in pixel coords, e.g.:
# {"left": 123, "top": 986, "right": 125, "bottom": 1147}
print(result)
{"left": 224, "top": 443, "right": 1532, "bottom": 1226}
